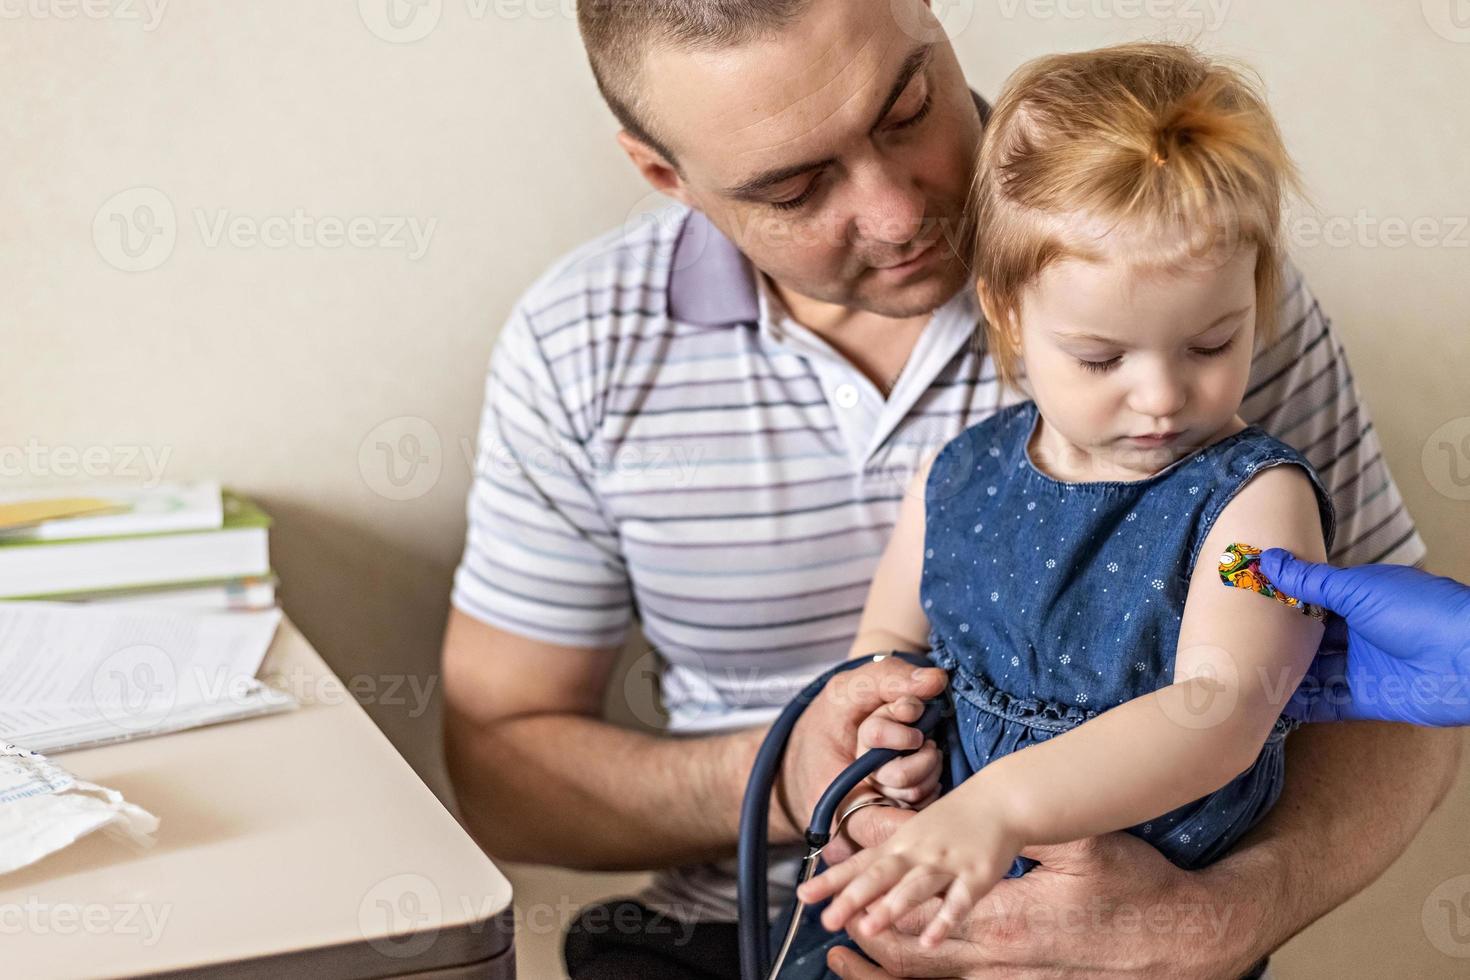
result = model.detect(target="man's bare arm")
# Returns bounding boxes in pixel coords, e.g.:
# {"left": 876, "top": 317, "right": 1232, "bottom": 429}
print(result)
{"left": 441, "top": 608, "right": 769, "bottom": 871}
{"left": 1193, "top": 718, "right": 1462, "bottom": 973}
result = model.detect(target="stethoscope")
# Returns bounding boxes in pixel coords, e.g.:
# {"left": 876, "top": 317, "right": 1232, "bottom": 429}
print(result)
{"left": 737, "top": 651, "right": 952, "bottom": 980}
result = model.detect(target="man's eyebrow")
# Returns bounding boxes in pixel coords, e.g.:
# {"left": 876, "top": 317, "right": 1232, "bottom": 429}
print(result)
{"left": 724, "top": 43, "right": 934, "bottom": 201}
{"left": 869, "top": 44, "right": 933, "bottom": 134}
{"left": 1056, "top": 306, "right": 1255, "bottom": 345}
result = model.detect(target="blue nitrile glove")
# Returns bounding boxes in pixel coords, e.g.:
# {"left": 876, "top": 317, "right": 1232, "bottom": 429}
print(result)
{"left": 1265, "top": 549, "right": 1470, "bottom": 726}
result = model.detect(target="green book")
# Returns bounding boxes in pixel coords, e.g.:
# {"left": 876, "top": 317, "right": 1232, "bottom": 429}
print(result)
{"left": 0, "top": 491, "right": 271, "bottom": 600}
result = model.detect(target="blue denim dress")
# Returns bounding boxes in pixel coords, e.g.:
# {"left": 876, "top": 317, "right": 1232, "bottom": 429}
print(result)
{"left": 922, "top": 400, "right": 1335, "bottom": 873}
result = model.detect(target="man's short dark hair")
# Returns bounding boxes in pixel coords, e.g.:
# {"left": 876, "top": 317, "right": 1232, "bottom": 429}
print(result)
{"left": 576, "top": 0, "right": 813, "bottom": 168}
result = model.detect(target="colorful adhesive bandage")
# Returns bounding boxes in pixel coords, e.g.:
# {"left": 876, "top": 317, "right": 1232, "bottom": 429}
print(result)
{"left": 1217, "top": 543, "right": 1327, "bottom": 623}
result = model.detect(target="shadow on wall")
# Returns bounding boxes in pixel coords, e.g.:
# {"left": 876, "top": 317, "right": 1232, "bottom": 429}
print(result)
{"left": 259, "top": 494, "right": 458, "bottom": 800}
{"left": 260, "top": 491, "right": 669, "bottom": 806}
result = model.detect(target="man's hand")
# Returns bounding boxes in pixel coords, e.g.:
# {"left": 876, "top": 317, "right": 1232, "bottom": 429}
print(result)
{"left": 835, "top": 820, "right": 1263, "bottom": 979}
{"left": 775, "top": 656, "right": 948, "bottom": 857}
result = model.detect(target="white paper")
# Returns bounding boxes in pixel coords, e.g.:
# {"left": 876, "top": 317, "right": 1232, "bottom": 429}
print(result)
{"left": 0, "top": 602, "right": 289, "bottom": 753}
{"left": 0, "top": 743, "right": 158, "bottom": 876}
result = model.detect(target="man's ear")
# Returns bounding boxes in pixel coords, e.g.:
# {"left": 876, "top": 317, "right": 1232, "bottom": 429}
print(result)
{"left": 615, "top": 131, "right": 691, "bottom": 207}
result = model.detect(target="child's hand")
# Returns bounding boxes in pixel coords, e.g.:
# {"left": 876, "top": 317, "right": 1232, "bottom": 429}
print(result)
{"left": 856, "top": 695, "right": 942, "bottom": 809}
{"left": 795, "top": 789, "right": 1023, "bottom": 948}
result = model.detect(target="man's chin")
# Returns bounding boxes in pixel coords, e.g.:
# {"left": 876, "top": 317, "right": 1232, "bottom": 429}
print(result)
{"left": 852, "top": 265, "right": 967, "bottom": 319}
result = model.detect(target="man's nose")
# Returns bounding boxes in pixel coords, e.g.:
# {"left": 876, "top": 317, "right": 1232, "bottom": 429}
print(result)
{"left": 851, "top": 162, "right": 926, "bottom": 247}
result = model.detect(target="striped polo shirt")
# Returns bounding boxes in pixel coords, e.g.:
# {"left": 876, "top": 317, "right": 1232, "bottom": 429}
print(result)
{"left": 451, "top": 203, "right": 1426, "bottom": 920}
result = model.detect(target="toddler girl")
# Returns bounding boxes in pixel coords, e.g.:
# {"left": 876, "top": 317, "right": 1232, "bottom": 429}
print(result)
{"left": 795, "top": 41, "right": 1333, "bottom": 949}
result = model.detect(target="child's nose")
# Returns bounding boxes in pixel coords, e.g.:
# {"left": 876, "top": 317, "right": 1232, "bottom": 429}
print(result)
{"left": 1128, "top": 373, "right": 1188, "bottom": 421}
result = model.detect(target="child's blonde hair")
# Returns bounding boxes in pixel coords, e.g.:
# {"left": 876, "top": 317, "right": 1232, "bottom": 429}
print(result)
{"left": 972, "top": 42, "right": 1300, "bottom": 390}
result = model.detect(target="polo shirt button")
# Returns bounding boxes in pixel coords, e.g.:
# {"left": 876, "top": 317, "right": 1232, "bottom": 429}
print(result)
{"left": 833, "top": 383, "right": 859, "bottom": 409}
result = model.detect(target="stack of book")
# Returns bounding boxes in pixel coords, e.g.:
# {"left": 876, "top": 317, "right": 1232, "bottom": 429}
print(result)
{"left": 0, "top": 481, "right": 276, "bottom": 612}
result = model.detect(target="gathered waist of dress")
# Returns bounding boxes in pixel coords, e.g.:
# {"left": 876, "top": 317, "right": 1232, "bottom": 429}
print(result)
{"left": 928, "top": 640, "right": 1303, "bottom": 742}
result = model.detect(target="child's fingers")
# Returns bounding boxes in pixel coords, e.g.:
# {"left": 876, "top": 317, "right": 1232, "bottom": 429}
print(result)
{"left": 819, "top": 855, "right": 911, "bottom": 933}
{"left": 918, "top": 880, "right": 977, "bottom": 948}
{"left": 870, "top": 740, "right": 940, "bottom": 789}
{"left": 857, "top": 865, "right": 953, "bottom": 938}
{"left": 795, "top": 848, "right": 874, "bottom": 906}
{"left": 857, "top": 712, "right": 925, "bottom": 754}
{"left": 872, "top": 769, "right": 941, "bottom": 806}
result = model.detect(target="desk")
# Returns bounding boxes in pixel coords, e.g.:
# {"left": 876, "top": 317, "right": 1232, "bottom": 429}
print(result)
{"left": 0, "top": 616, "right": 516, "bottom": 979}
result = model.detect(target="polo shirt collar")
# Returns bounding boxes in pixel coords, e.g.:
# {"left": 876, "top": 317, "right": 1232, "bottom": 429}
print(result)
{"left": 666, "top": 208, "right": 760, "bottom": 326}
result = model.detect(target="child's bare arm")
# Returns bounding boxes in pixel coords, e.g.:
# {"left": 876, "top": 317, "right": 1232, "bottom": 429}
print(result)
{"left": 799, "top": 464, "right": 1329, "bottom": 944}
{"left": 842, "top": 457, "right": 942, "bottom": 803}
{"left": 843, "top": 457, "right": 935, "bottom": 661}
{"left": 969, "top": 463, "right": 1327, "bottom": 847}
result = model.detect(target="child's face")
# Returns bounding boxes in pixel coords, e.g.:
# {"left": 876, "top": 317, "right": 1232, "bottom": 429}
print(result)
{"left": 1003, "top": 238, "right": 1258, "bottom": 479}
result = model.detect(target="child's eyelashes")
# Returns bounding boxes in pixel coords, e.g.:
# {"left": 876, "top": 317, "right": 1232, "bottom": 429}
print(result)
{"left": 1074, "top": 337, "right": 1237, "bottom": 374}
{"left": 1077, "top": 356, "right": 1122, "bottom": 374}
{"left": 1191, "top": 337, "right": 1237, "bottom": 358}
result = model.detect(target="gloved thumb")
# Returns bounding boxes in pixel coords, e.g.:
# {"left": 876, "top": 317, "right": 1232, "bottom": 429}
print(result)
{"left": 1260, "top": 548, "right": 1345, "bottom": 612}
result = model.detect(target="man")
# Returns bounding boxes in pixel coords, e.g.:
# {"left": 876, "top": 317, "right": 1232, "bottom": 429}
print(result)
{"left": 441, "top": 2, "right": 1461, "bottom": 978}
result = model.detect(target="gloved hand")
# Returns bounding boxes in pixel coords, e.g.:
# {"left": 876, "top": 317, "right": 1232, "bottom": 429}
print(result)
{"left": 1264, "top": 549, "right": 1470, "bottom": 726}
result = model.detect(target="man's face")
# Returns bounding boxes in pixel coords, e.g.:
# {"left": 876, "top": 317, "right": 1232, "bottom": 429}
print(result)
{"left": 635, "top": 0, "right": 981, "bottom": 318}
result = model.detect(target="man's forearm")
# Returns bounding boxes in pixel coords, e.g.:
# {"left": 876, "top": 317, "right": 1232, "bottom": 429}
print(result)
{"left": 1193, "top": 720, "right": 1462, "bottom": 972}
{"left": 445, "top": 709, "right": 767, "bottom": 871}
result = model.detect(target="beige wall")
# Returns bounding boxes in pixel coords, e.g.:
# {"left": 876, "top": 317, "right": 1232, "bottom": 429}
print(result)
{"left": 5, "top": 1, "right": 1468, "bottom": 976}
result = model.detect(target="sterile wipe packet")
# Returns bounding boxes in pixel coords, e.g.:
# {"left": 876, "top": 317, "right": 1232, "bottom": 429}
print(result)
{"left": 0, "top": 743, "right": 159, "bottom": 877}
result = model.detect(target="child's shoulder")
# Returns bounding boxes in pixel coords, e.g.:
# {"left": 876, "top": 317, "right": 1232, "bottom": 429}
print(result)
{"left": 942, "top": 399, "right": 1037, "bottom": 459}
{"left": 1185, "top": 424, "right": 1337, "bottom": 557}
{"left": 924, "top": 400, "right": 1038, "bottom": 503}
{"left": 1188, "top": 424, "right": 1321, "bottom": 488}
